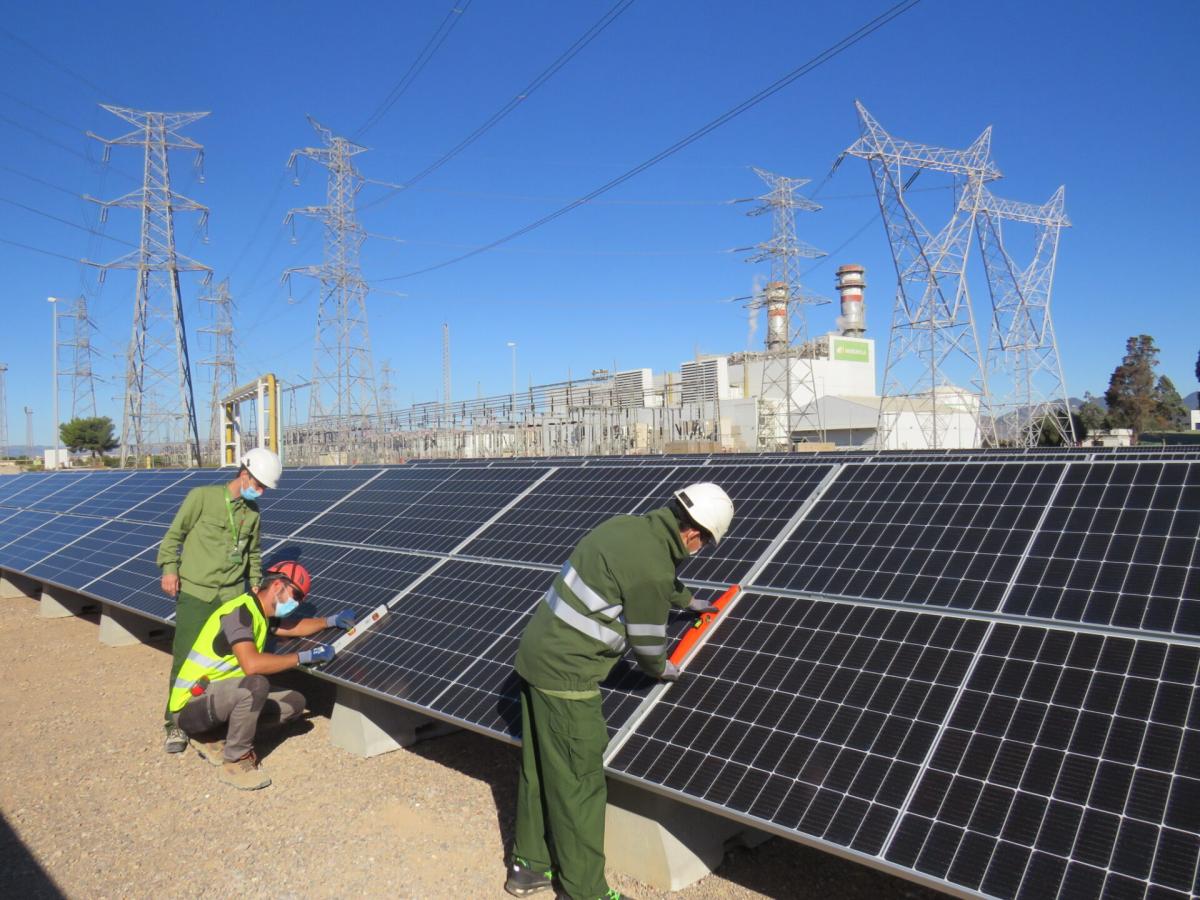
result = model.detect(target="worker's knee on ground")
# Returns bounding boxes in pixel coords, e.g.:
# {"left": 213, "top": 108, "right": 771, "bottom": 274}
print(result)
{"left": 242, "top": 674, "right": 270, "bottom": 709}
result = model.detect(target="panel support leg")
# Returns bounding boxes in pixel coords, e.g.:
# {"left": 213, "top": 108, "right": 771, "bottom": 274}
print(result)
{"left": 329, "top": 687, "right": 459, "bottom": 758}
{"left": 0, "top": 571, "right": 41, "bottom": 600}
{"left": 39, "top": 585, "right": 93, "bottom": 619}
{"left": 99, "top": 603, "right": 169, "bottom": 647}
{"left": 604, "top": 779, "right": 770, "bottom": 891}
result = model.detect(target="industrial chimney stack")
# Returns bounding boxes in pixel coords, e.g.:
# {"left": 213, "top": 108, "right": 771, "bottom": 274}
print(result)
{"left": 835, "top": 264, "right": 866, "bottom": 336}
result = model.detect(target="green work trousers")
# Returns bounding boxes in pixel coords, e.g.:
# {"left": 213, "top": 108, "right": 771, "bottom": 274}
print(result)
{"left": 162, "top": 591, "right": 214, "bottom": 729}
{"left": 513, "top": 680, "right": 611, "bottom": 900}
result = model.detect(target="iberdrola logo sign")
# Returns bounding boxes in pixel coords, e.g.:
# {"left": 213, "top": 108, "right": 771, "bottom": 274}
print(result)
{"left": 832, "top": 338, "right": 870, "bottom": 363}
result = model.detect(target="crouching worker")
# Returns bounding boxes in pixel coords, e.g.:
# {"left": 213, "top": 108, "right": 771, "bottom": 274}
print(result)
{"left": 168, "top": 560, "right": 356, "bottom": 790}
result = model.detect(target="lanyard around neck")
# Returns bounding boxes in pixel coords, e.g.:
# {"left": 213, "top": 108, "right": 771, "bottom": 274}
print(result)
{"left": 224, "top": 495, "right": 242, "bottom": 546}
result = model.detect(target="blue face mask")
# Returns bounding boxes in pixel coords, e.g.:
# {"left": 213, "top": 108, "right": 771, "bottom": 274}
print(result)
{"left": 240, "top": 486, "right": 262, "bottom": 502}
{"left": 275, "top": 596, "right": 299, "bottom": 618}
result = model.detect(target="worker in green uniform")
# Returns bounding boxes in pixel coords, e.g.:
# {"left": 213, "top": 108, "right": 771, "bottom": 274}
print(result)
{"left": 169, "top": 560, "right": 355, "bottom": 790}
{"left": 156, "top": 448, "right": 282, "bottom": 753}
{"left": 505, "top": 483, "right": 735, "bottom": 900}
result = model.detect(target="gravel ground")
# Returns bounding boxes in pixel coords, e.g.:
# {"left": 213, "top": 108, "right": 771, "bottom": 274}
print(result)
{"left": 0, "top": 595, "right": 944, "bottom": 899}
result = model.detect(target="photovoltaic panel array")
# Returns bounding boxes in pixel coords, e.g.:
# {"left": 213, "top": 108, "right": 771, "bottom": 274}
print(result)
{"left": 26, "top": 519, "right": 167, "bottom": 591}
{"left": 459, "top": 464, "right": 679, "bottom": 565}
{"left": 255, "top": 468, "right": 381, "bottom": 538}
{"left": 757, "top": 462, "right": 1063, "bottom": 612}
{"left": 631, "top": 462, "right": 834, "bottom": 585}
{"left": 0, "top": 515, "right": 105, "bottom": 572}
{"left": 608, "top": 592, "right": 988, "bottom": 856}
{"left": 84, "top": 539, "right": 176, "bottom": 622}
{"left": 1004, "top": 461, "right": 1200, "bottom": 637}
{"left": 81, "top": 470, "right": 189, "bottom": 519}
{"left": 886, "top": 624, "right": 1199, "bottom": 899}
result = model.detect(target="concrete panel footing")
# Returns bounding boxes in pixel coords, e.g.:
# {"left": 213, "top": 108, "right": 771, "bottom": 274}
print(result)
{"left": 0, "top": 571, "right": 41, "bottom": 600}
{"left": 39, "top": 585, "right": 94, "bottom": 619}
{"left": 604, "top": 779, "right": 770, "bottom": 891}
{"left": 99, "top": 604, "right": 169, "bottom": 647}
{"left": 329, "top": 687, "right": 459, "bottom": 758}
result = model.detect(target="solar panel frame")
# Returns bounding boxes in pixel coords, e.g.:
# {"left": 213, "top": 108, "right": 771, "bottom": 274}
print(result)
{"left": 0, "top": 514, "right": 107, "bottom": 572}
{"left": 25, "top": 519, "right": 168, "bottom": 590}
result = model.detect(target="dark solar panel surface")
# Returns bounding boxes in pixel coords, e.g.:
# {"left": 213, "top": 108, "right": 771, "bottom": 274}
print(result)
{"left": 263, "top": 542, "right": 440, "bottom": 654}
{"left": 608, "top": 592, "right": 988, "bottom": 856}
{"left": 120, "top": 469, "right": 228, "bottom": 524}
{"left": 323, "top": 560, "right": 551, "bottom": 738}
{"left": 0, "top": 509, "right": 58, "bottom": 551}
{"left": 887, "top": 624, "right": 1200, "bottom": 899}
{"left": 25, "top": 471, "right": 128, "bottom": 512}
{"left": 85, "top": 546, "right": 178, "bottom": 622}
{"left": 0, "top": 515, "right": 105, "bottom": 572}
{"left": 3, "top": 472, "right": 93, "bottom": 509}
{"left": 1004, "top": 461, "right": 1200, "bottom": 636}
{"left": 78, "top": 470, "right": 190, "bottom": 519}
{"left": 633, "top": 462, "right": 833, "bottom": 584}
{"left": 256, "top": 468, "right": 381, "bottom": 538}
{"left": 458, "top": 465, "right": 677, "bottom": 565}
{"left": 288, "top": 467, "right": 458, "bottom": 545}
{"left": 756, "top": 462, "right": 1063, "bottom": 611}
{"left": 0, "top": 473, "right": 48, "bottom": 505}
{"left": 27, "top": 519, "right": 166, "bottom": 589}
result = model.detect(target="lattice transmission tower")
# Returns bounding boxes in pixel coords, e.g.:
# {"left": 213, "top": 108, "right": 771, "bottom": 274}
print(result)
{"left": 974, "top": 185, "right": 1074, "bottom": 446}
{"left": 842, "top": 101, "right": 998, "bottom": 449}
{"left": 84, "top": 106, "right": 210, "bottom": 467}
{"left": 56, "top": 296, "right": 101, "bottom": 420}
{"left": 379, "top": 360, "right": 395, "bottom": 417}
{"left": 442, "top": 321, "right": 452, "bottom": 419}
{"left": 198, "top": 277, "right": 238, "bottom": 462}
{"left": 741, "top": 167, "right": 827, "bottom": 450}
{"left": 284, "top": 117, "right": 380, "bottom": 427}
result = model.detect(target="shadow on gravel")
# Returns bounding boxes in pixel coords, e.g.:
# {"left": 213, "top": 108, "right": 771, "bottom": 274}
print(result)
{"left": 0, "top": 812, "right": 64, "bottom": 899}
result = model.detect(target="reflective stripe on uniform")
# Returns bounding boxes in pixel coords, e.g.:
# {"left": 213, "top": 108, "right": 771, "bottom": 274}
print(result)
{"left": 633, "top": 643, "right": 666, "bottom": 657}
{"left": 560, "top": 563, "right": 623, "bottom": 618}
{"left": 186, "top": 648, "right": 239, "bottom": 674}
{"left": 626, "top": 623, "right": 666, "bottom": 638}
{"left": 545, "top": 587, "right": 626, "bottom": 652}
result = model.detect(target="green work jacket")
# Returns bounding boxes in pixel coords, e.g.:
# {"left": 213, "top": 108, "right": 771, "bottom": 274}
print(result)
{"left": 515, "top": 506, "right": 693, "bottom": 693}
{"left": 156, "top": 483, "right": 262, "bottom": 602}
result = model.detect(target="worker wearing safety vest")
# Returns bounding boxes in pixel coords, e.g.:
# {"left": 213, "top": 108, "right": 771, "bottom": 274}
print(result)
{"left": 506, "top": 483, "right": 735, "bottom": 900}
{"left": 156, "top": 448, "right": 281, "bottom": 755}
{"left": 169, "top": 560, "right": 355, "bottom": 790}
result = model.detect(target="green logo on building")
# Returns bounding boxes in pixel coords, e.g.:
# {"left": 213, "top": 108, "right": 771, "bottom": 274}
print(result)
{"left": 832, "top": 338, "right": 870, "bottom": 363}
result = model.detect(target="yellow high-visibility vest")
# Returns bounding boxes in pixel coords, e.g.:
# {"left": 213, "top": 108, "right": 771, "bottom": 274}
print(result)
{"left": 168, "top": 593, "right": 267, "bottom": 713}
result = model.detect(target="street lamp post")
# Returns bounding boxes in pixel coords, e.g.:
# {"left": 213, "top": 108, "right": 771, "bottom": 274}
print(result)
{"left": 48, "top": 296, "right": 60, "bottom": 469}
{"left": 506, "top": 341, "right": 517, "bottom": 406}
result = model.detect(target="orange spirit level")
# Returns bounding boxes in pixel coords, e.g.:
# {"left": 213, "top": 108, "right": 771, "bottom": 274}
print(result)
{"left": 667, "top": 584, "right": 740, "bottom": 667}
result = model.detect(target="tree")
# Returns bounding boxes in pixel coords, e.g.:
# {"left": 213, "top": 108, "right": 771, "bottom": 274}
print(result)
{"left": 1105, "top": 335, "right": 1161, "bottom": 437}
{"left": 1155, "top": 375, "right": 1190, "bottom": 430}
{"left": 1076, "top": 391, "right": 1108, "bottom": 435}
{"left": 59, "top": 416, "right": 119, "bottom": 460}
{"left": 1195, "top": 347, "right": 1199, "bottom": 387}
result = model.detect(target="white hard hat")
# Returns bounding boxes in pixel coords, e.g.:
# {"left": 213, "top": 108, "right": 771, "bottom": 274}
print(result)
{"left": 239, "top": 447, "right": 282, "bottom": 490}
{"left": 673, "top": 482, "right": 734, "bottom": 546}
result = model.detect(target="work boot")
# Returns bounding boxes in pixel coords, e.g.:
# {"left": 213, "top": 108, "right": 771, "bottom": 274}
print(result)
{"left": 163, "top": 725, "right": 188, "bottom": 754}
{"left": 190, "top": 736, "right": 225, "bottom": 767}
{"left": 504, "top": 856, "right": 554, "bottom": 896}
{"left": 218, "top": 751, "right": 271, "bottom": 791}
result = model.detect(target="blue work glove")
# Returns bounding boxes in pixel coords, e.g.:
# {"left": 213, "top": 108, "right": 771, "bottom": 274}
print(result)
{"left": 326, "top": 609, "right": 356, "bottom": 630}
{"left": 298, "top": 644, "right": 335, "bottom": 666}
{"left": 688, "top": 597, "right": 720, "bottom": 615}
{"left": 660, "top": 660, "right": 682, "bottom": 682}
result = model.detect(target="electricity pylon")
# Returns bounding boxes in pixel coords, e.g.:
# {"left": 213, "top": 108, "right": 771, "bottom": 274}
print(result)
{"left": 842, "top": 101, "right": 998, "bottom": 449}
{"left": 442, "top": 321, "right": 452, "bottom": 419}
{"left": 57, "top": 297, "right": 101, "bottom": 420}
{"left": 198, "top": 278, "right": 238, "bottom": 462}
{"left": 974, "top": 185, "right": 1074, "bottom": 446}
{"left": 84, "top": 105, "right": 210, "bottom": 467}
{"left": 741, "top": 168, "right": 827, "bottom": 450}
{"left": 284, "top": 117, "right": 380, "bottom": 426}
{"left": 379, "top": 360, "right": 395, "bottom": 416}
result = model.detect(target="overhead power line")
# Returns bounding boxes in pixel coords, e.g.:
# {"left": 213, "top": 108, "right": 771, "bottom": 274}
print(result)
{"left": 355, "top": 0, "right": 474, "bottom": 138}
{"left": 0, "top": 235, "right": 81, "bottom": 263}
{"left": 0, "top": 25, "right": 114, "bottom": 99}
{"left": 362, "top": 0, "right": 637, "bottom": 210}
{"left": 379, "top": 0, "right": 922, "bottom": 281}
{"left": 0, "top": 195, "right": 138, "bottom": 248}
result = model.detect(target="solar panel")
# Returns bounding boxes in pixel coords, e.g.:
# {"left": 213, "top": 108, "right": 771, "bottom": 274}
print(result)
{"left": 26, "top": 519, "right": 167, "bottom": 590}
{"left": 2, "top": 471, "right": 94, "bottom": 509}
{"left": 295, "top": 466, "right": 547, "bottom": 553}
{"left": 24, "top": 471, "right": 129, "bottom": 512}
{"left": 256, "top": 468, "right": 381, "bottom": 538}
{"left": 0, "top": 509, "right": 59, "bottom": 551}
{"left": 756, "top": 462, "right": 1063, "bottom": 612}
{"left": 77, "top": 470, "right": 190, "bottom": 519}
{"left": 0, "top": 515, "right": 105, "bottom": 572}
{"left": 323, "top": 560, "right": 552, "bottom": 738}
{"left": 262, "top": 541, "right": 440, "bottom": 654}
{"left": 0, "top": 473, "right": 49, "bottom": 506}
{"left": 458, "top": 464, "right": 679, "bottom": 565}
{"left": 84, "top": 545, "right": 177, "bottom": 622}
{"left": 1004, "top": 461, "right": 1200, "bottom": 637}
{"left": 886, "top": 624, "right": 1200, "bottom": 899}
{"left": 632, "top": 462, "right": 834, "bottom": 585}
{"left": 119, "top": 469, "right": 228, "bottom": 525}
{"left": 608, "top": 592, "right": 988, "bottom": 857}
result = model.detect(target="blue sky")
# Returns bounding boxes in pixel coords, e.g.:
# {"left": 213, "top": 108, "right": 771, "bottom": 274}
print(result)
{"left": 2, "top": 0, "right": 1197, "bottom": 443}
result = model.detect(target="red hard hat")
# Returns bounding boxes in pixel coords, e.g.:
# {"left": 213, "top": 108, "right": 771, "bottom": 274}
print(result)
{"left": 265, "top": 560, "right": 312, "bottom": 600}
